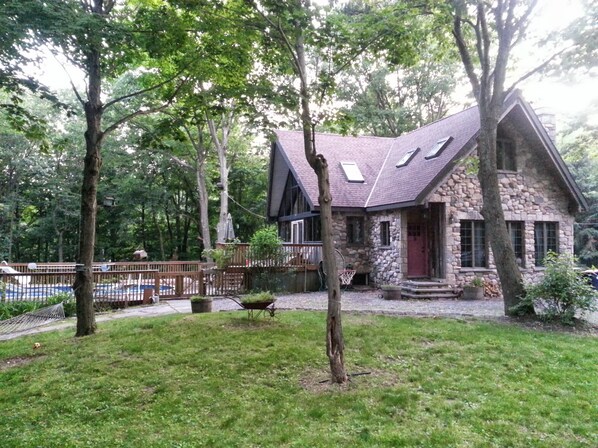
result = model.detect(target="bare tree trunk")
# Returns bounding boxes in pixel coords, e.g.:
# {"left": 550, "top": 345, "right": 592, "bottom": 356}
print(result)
{"left": 296, "top": 22, "right": 347, "bottom": 384}
{"left": 452, "top": 1, "right": 535, "bottom": 316}
{"left": 74, "top": 38, "right": 102, "bottom": 336}
{"left": 57, "top": 230, "right": 64, "bottom": 262}
{"left": 477, "top": 112, "right": 528, "bottom": 314}
{"left": 207, "top": 113, "right": 233, "bottom": 243}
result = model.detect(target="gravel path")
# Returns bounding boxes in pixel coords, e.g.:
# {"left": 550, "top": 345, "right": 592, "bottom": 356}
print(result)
{"left": 2, "top": 290, "right": 596, "bottom": 340}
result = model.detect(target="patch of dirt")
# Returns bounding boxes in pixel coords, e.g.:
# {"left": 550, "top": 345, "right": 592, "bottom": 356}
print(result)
{"left": 299, "top": 366, "right": 400, "bottom": 394}
{"left": 0, "top": 355, "right": 42, "bottom": 372}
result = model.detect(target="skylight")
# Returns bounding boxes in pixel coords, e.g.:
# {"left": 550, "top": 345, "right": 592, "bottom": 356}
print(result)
{"left": 396, "top": 148, "right": 420, "bottom": 168}
{"left": 340, "top": 161, "right": 365, "bottom": 183}
{"left": 425, "top": 136, "right": 453, "bottom": 159}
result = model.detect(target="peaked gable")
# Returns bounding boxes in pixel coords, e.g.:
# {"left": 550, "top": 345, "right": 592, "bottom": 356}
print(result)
{"left": 268, "top": 92, "right": 586, "bottom": 216}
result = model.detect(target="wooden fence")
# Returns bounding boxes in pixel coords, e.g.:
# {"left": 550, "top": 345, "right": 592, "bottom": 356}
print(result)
{"left": 0, "top": 243, "right": 324, "bottom": 305}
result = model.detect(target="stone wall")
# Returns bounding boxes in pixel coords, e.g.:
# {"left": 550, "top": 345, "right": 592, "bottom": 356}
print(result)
{"left": 368, "top": 211, "right": 402, "bottom": 285}
{"left": 427, "top": 122, "right": 575, "bottom": 290}
{"left": 331, "top": 213, "right": 371, "bottom": 274}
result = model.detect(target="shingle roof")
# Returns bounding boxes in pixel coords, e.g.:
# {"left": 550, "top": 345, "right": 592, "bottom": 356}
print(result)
{"left": 270, "top": 93, "right": 587, "bottom": 214}
{"left": 272, "top": 106, "right": 479, "bottom": 211}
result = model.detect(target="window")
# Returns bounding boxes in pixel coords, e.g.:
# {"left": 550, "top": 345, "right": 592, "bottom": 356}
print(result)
{"left": 347, "top": 216, "right": 365, "bottom": 244}
{"left": 304, "top": 216, "right": 321, "bottom": 242}
{"left": 534, "top": 222, "right": 558, "bottom": 266}
{"left": 380, "top": 221, "right": 390, "bottom": 246}
{"left": 507, "top": 221, "right": 524, "bottom": 266}
{"left": 278, "top": 221, "right": 291, "bottom": 242}
{"left": 280, "top": 173, "right": 308, "bottom": 217}
{"left": 396, "top": 148, "right": 420, "bottom": 167}
{"left": 460, "top": 220, "right": 487, "bottom": 268}
{"left": 425, "top": 136, "right": 453, "bottom": 159}
{"left": 340, "top": 162, "right": 365, "bottom": 183}
{"left": 497, "top": 139, "right": 516, "bottom": 171}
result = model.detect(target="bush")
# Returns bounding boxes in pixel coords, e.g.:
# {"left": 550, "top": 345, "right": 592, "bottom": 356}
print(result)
{"left": 47, "top": 292, "right": 76, "bottom": 317}
{"left": 520, "top": 252, "right": 597, "bottom": 325}
{"left": 190, "top": 295, "right": 211, "bottom": 303}
{"left": 250, "top": 226, "right": 283, "bottom": 263}
{"left": 0, "top": 301, "right": 39, "bottom": 320}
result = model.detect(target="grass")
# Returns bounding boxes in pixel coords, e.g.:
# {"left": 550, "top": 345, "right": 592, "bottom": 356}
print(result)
{"left": 1, "top": 311, "right": 597, "bottom": 447}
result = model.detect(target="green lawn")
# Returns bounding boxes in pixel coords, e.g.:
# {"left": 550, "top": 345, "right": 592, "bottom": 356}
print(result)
{"left": 1, "top": 312, "right": 597, "bottom": 447}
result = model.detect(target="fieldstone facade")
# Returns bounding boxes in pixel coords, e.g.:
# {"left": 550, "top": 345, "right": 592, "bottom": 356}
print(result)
{"left": 313, "top": 129, "right": 576, "bottom": 291}
{"left": 270, "top": 95, "right": 584, "bottom": 295}
{"left": 421, "top": 125, "right": 575, "bottom": 290}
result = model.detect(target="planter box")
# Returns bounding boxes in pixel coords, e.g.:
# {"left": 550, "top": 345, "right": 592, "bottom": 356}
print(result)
{"left": 462, "top": 286, "right": 484, "bottom": 300}
{"left": 191, "top": 299, "right": 213, "bottom": 313}
{"left": 381, "top": 286, "right": 402, "bottom": 300}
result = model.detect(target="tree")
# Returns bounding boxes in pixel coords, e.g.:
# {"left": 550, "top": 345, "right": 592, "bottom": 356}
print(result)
{"left": 10, "top": 0, "right": 189, "bottom": 336}
{"left": 559, "top": 106, "right": 598, "bottom": 266}
{"left": 246, "top": 0, "right": 432, "bottom": 383}
{"left": 450, "top": 0, "right": 548, "bottom": 316}
{"left": 336, "top": 50, "right": 460, "bottom": 137}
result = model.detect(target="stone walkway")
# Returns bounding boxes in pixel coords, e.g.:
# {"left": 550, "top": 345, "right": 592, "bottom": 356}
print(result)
{"left": 2, "top": 290, "right": 597, "bottom": 340}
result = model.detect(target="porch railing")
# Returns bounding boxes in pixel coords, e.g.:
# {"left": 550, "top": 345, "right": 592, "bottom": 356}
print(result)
{"left": 215, "top": 243, "right": 322, "bottom": 268}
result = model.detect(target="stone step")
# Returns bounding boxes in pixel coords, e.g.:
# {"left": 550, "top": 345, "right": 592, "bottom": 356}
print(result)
{"left": 400, "top": 291, "right": 459, "bottom": 299}
{"left": 400, "top": 286, "right": 456, "bottom": 294}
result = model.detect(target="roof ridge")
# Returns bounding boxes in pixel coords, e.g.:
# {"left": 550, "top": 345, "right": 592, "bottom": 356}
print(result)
{"left": 365, "top": 138, "right": 400, "bottom": 207}
{"left": 275, "top": 129, "right": 397, "bottom": 142}
{"left": 396, "top": 105, "right": 478, "bottom": 137}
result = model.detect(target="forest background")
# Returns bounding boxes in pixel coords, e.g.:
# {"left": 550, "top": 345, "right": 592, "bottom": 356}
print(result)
{"left": 1, "top": 0, "right": 596, "bottom": 267}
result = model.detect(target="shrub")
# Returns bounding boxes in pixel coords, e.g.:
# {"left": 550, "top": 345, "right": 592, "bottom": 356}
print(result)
{"left": 520, "top": 252, "right": 597, "bottom": 325}
{"left": 190, "top": 295, "right": 211, "bottom": 303}
{"left": 250, "top": 226, "right": 283, "bottom": 264}
{"left": 0, "top": 301, "right": 39, "bottom": 320}
{"left": 47, "top": 292, "right": 77, "bottom": 317}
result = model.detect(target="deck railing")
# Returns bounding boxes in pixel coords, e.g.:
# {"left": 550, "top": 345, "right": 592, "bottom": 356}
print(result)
{"left": 0, "top": 270, "right": 159, "bottom": 307}
{"left": 215, "top": 243, "right": 322, "bottom": 268}
{"left": 0, "top": 243, "right": 324, "bottom": 303}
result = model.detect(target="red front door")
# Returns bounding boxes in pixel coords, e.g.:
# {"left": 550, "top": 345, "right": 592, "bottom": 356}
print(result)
{"left": 407, "top": 222, "right": 428, "bottom": 277}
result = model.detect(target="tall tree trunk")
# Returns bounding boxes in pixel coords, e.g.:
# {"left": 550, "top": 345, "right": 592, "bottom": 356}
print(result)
{"left": 452, "top": 1, "right": 535, "bottom": 316}
{"left": 194, "top": 135, "right": 212, "bottom": 253}
{"left": 74, "top": 30, "right": 103, "bottom": 337}
{"left": 208, "top": 114, "right": 232, "bottom": 243}
{"left": 477, "top": 111, "right": 528, "bottom": 315}
{"left": 296, "top": 22, "right": 347, "bottom": 384}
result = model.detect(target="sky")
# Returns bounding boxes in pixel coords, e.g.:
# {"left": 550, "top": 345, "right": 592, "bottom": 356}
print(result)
{"left": 30, "top": 0, "right": 596, "bottom": 129}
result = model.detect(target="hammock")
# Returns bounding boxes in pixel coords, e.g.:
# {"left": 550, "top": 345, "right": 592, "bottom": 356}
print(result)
{"left": 0, "top": 302, "right": 65, "bottom": 335}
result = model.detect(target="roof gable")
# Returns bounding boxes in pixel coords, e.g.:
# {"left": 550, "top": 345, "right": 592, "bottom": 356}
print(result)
{"left": 269, "top": 92, "right": 586, "bottom": 214}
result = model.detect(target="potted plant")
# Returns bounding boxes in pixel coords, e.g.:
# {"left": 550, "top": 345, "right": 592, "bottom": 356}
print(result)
{"left": 380, "top": 284, "right": 402, "bottom": 300}
{"left": 462, "top": 277, "right": 485, "bottom": 300}
{"left": 240, "top": 291, "right": 276, "bottom": 310}
{"left": 190, "top": 295, "right": 213, "bottom": 313}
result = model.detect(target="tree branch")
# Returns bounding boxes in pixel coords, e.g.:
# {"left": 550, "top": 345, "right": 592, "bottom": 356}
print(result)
{"left": 452, "top": 15, "right": 481, "bottom": 101}
{"left": 504, "top": 46, "right": 571, "bottom": 98}
{"left": 103, "top": 79, "right": 187, "bottom": 137}
{"left": 103, "top": 69, "right": 185, "bottom": 111}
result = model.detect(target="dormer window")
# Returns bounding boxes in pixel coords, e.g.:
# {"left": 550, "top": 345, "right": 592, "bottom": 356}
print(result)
{"left": 425, "top": 136, "right": 453, "bottom": 159}
{"left": 497, "top": 138, "right": 516, "bottom": 171}
{"left": 340, "top": 161, "right": 364, "bottom": 183}
{"left": 396, "top": 148, "right": 420, "bottom": 167}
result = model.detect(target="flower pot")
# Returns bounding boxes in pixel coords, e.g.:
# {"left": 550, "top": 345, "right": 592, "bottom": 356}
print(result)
{"left": 381, "top": 286, "right": 402, "bottom": 300}
{"left": 191, "top": 299, "right": 213, "bottom": 313}
{"left": 462, "top": 286, "right": 484, "bottom": 300}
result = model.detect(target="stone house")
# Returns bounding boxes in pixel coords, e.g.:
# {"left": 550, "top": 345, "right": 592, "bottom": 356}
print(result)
{"left": 266, "top": 92, "right": 586, "bottom": 296}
